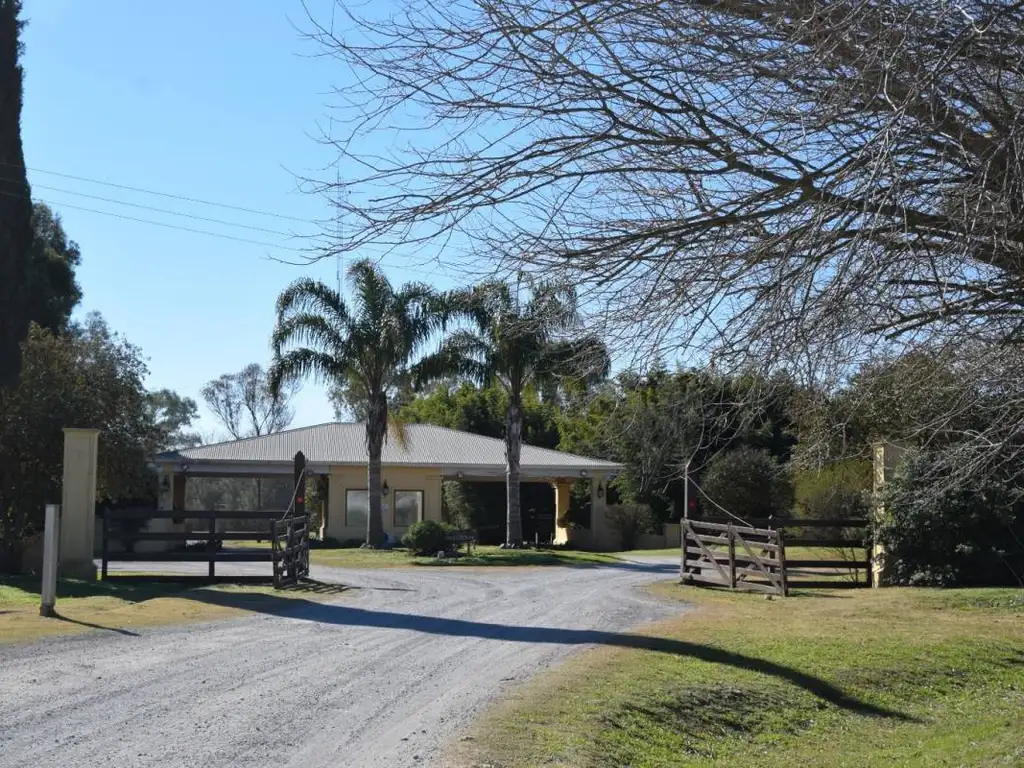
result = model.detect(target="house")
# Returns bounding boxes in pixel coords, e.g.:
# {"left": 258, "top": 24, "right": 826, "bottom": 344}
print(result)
{"left": 154, "top": 423, "right": 625, "bottom": 549}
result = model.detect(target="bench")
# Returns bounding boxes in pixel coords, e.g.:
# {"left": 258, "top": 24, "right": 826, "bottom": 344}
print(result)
{"left": 445, "top": 529, "right": 477, "bottom": 555}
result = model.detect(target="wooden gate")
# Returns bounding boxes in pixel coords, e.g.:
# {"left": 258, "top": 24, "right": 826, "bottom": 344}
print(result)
{"left": 271, "top": 514, "right": 310, "bottom": 588}
{"left": 681, "top": 519, "right": 788, "bottom": 596}
{"left": 272, "top": 450, "right": 311, "bottom": 588}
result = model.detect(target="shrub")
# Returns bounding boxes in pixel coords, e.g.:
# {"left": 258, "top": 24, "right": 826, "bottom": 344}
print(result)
{"left": 402, "top": 520, "right": 453, "bottom": 554}
{"left": 606, "top": 503, "right": 658, "bottom": 550}
{"left": 309, "top": 536, "right": 343, "bottom": 549}
{"left": 877, "top": 451, "right": 1024, "bottom": 586}
{"left": 699, "top": 446, "right": 793, "bottom": 520}
{"left": 794, "top": 458, "right": 872, "bottom": 522}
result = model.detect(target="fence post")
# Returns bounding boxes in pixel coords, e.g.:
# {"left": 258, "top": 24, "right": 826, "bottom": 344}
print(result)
{"left": 100, "top": 507, "right": 109, "bottom": 581}
{"left": 680, "top": 521, "right": 690, "bottom": 582}
{"left": 727, "top": 524, "right": 736, "bottom": 589}
{"left": 208, "top": 514, "right": 216, "bottom": 580}
{"left": 40, "top": 504, "right": 60, "bottom": 618}
{"left": 271, "top": 519, "right": 280, "bottom": 589}
{"left": 777, "top": 528, "right": 789, "bottom": 597}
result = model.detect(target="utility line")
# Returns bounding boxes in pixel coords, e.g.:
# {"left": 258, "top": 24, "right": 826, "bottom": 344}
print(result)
{"left": 0, "top": 165, "right": 470, "bottom": 281}
{"left": 33, "top": 183, "right": 302, "bottom": 238}
{"left": 0, "top": 188, "right": 307, "bottom": 251}
{"left": 689, "top": 476, "right": 754, "bottom": 528}
{"left": 0, "top": 160, "right": 312, "bottom": 222}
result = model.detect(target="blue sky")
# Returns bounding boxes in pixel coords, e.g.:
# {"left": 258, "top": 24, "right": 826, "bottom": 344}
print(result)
{"left": 19, "top": 0, "right": 463, "bottom": 436}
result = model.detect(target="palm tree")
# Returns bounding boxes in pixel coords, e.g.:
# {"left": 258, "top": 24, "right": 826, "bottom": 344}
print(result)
{"left": 269, "top": 259, "right": 451, "bottom": 548}
{"left": 413, "top": 281, "right": 608, "bottom": 546}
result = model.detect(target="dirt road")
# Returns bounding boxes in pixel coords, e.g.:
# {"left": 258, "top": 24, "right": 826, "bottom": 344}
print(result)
{"left": 0, "top": 557, "right": 682, "bottom": 768}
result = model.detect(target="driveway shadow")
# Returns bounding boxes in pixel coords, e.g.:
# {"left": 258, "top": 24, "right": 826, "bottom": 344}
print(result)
{"left": 186, "top": 590, "right": 915, "bottom": 722}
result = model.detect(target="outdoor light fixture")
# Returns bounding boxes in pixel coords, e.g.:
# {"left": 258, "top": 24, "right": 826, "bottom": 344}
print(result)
{"left": 579, "top": 470, "right": 588, "bottom": 478}
{"left": 160, "top": 475, "right": 170, "bottom": 492}
{"left": 596, "top": 482, "right": 605, "bottom": 499}
{"left": 456, "top": 471, "right": 464, "bottom": 480}
{"left": 382, "top": 481, "right": 390, "bottom": 497}
{"left": 180, "top": 462, "right": 189, "bottom": 474}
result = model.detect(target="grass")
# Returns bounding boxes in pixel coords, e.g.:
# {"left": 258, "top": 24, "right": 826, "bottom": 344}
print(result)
{"left": 0, "top": 574, "right": 349, "bottom": 644}
{"left": 306, "top": 545, "right": 621, "bottom": 569}
{"left": 453, "top": 584, "right": 1024, "bottom": 767}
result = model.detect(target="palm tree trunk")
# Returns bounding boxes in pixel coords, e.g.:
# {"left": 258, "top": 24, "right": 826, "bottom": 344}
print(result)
{"left": 505, "top": 397, "right": 524, "bottom": 546}
{"left": 366, "top": 392, "right": 387, "bottom": 548}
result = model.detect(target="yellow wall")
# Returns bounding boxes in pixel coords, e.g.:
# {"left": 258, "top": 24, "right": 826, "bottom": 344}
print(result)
{"left": 326, "top": 465, "right": 443, "bottom": 542}
{"left": 60, "top": 428, "right": 100, "bottom": 578}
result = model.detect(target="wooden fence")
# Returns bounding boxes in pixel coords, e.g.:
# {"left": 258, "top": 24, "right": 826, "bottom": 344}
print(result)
{"left": 101, "top": 509, "right": 287, "bottom": 580}
{"left": 681, "top": 519, "right": 788, "bottom": 595}
{"left": 682, "top": 517, "right": 872, "bottom": 595}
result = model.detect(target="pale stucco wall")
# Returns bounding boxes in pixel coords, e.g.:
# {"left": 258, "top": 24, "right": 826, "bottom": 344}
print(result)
{"left": 325, "top": 465, "right": 443, "bottom": 542}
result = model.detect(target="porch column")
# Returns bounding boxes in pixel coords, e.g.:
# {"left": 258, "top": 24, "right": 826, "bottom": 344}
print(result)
{"left": 552, "top": 480, "right": 573, "bottom": 545}
{"left": 140, "top": 468, "right": 180, "bottom": 554}
{"left": 59, "top": 428, "right": 100, "bottom": 579}
{"left": 589, "top": 472, "right": 612, "bottom": 550}
{"left": 172, "top": 473, "right": 186, "bottom": 513}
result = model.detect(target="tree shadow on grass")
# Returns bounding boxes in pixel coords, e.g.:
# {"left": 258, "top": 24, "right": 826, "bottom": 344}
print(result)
{"left": 185, "top": 591, "right": 916, "bottom": 722}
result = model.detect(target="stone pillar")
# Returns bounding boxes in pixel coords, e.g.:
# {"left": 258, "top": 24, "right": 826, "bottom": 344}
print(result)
{"left": 59, "top": 428, "right": 100, "bottom": 579}
{"left": 552, "top": 480, "right": 574, "bottom": 545}
{"left": 871, "top": 441, "right": 906, "bottom": 588}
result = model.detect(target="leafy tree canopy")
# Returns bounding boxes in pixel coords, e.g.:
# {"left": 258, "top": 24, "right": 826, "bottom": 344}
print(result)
{"left": 27, "top": 202, "right": 82, "bottom": 333}
{"left": 0, "top": 314, "right": 197, "bottom": 570}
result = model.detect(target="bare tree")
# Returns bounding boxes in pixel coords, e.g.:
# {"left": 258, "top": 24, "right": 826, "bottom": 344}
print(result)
{"left": 303, "top": 0, "right": 1024, "bottom": 483}
{"left": 201, "top": 363, "right": 298, "bottom": 440}
{"left": 200, "top": 364, "right": 299, "bottom": 511}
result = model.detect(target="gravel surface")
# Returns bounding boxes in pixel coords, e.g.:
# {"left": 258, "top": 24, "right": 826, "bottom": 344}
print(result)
{"left": 0, "top": 557, "right": 684, "bottom": 768}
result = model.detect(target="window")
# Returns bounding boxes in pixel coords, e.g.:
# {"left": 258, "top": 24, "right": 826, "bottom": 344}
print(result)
{"left": 393, "top": 490, "right": 423, "bottom": 528}
{"left": 346, "top": 489, "right": 368, "bottom": 528}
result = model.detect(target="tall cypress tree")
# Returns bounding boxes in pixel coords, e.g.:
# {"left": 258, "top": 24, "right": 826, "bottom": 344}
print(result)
{"left": 0, "top": 0, "right": 31, "bottom": 388}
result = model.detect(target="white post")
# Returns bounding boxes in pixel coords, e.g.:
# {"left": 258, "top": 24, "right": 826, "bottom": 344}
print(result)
{"left": 40, "top": 504, "right": 60, "bottom": 618}
{"left": 681, "top": 461, "right": 690, "bottom": 580}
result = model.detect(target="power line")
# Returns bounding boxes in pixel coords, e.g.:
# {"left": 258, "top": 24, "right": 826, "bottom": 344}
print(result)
{"left": 33, "top": 183, "right": 303, "bottom": 238}
{"left": 51, "top": 201, "right": 310, "bottom": 251}
{"left": 1, "top": 167, "right": 471, "bottom": 281}
{"left": 0, "top": 160, "right": 313, "bottom": 223}
{"left": 0, "top": 188, "right": 307, "bottom": 251}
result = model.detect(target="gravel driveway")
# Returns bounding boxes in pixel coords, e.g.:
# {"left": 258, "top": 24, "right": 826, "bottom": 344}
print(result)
{"left": 0, "top": 557, "right": 683, "bottom": 768}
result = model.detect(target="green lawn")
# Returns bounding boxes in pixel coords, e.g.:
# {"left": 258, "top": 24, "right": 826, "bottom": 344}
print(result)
{"left": 0, "top": 574, "right": 349, "bottom": 644}
{"left": 306, "top": 544, "right": 621, "bottom": 569}
{"left": 453, "top": 585, "right": 1024, "bottom": 767}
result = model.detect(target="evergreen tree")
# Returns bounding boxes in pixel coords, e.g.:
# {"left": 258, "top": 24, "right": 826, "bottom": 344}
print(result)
{"left": 0, "top": 0, "right": 31, "bottom": 387}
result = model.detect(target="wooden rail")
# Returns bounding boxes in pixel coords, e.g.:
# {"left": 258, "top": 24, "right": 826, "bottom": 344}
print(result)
{"left": 101, "top": 509, "right": 287, "bottom": 580}
{"left": 685, "top": 517, "right": 872, "bottom": 589}
{"left": 681, "top": 519, "right": 788, "bottom": 596}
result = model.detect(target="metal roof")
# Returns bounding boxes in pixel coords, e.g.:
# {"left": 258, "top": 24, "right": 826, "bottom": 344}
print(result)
{"left": 155, "top": 422, "right": 623, "bottom": 476}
